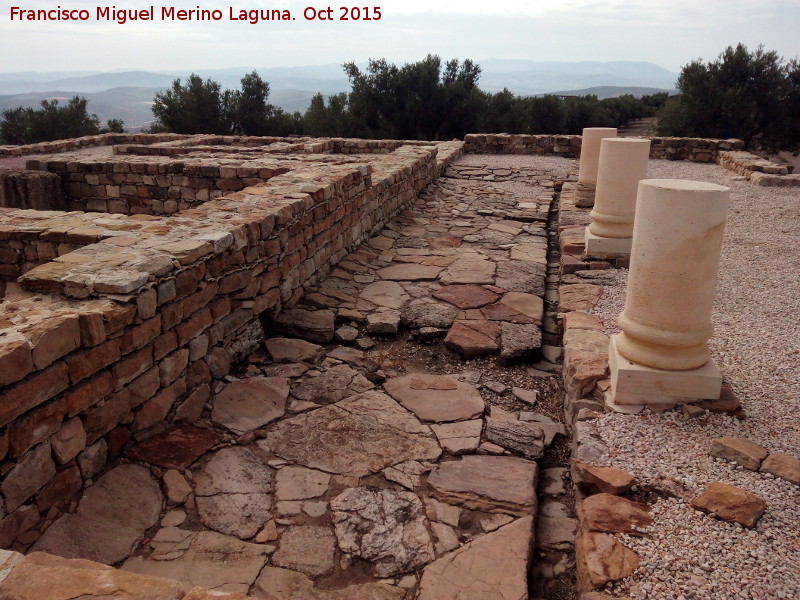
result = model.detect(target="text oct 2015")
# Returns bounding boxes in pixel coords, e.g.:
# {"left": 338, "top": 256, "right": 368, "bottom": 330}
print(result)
{"left": 7, "top": 6, "right": 383, "bottom": 25}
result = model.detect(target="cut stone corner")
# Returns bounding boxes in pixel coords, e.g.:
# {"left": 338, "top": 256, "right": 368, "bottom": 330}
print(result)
{"left": 583, "top": 228, "right": 632, "bottom": 259}
{"left": 607, "top": 335, "right": 722, "bottom": 411}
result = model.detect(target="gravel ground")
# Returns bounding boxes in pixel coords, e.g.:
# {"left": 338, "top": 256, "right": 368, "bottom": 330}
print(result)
{"left": 588, "top": 160, "right": 800, "bottom": 599}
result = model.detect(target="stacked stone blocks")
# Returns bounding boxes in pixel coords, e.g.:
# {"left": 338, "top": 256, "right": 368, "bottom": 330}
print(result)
{"left": 0, "top": 139, "right": 462, "bottom": 546}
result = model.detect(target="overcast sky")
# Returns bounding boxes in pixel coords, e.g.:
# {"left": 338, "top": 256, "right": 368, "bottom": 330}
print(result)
{"left": 1, "top": 0, "right": 799, "bottom": 74}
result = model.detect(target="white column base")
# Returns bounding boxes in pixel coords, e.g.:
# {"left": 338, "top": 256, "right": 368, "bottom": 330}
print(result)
{"left": 584, "top": 229, "right": 632, "bottom": 258}
{"left": 608, "top": 335, "right": 722, "bottom": 408}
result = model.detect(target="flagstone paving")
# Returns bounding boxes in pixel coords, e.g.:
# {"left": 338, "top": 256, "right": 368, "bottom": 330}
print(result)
{"left": 17, "top": 155, "right": 575, "bottom": 599}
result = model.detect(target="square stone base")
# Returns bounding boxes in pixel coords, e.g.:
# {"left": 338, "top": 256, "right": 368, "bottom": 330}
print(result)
{"left": 584, "top": 229, "right": 632, "bottom": 258}
{"left": 608, "top": 335, "right": 722, "bottom": 410}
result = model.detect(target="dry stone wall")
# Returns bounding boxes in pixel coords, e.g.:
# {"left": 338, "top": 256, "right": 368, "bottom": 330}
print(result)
{"left": 465, "top": 133, "right": 797, "bottom": 187}
{"left": 464, "top": 133, "right": 582, "bottom": 155}
{"left": 464, "top": 133, "right": 746, "bottom": 162}
{"left": 0, "top": 139, "right": 462, "bottom": 547}
{"left": 0, "top": 127, "right": 768, "bottom": 570}
{"left": 717, "top": 150, "right": 800, "bottom": 187}
{"left": 21, "top": 137, "right": 461, "bottom": 216}
{"left": 0, "top": 133, "right": 190, "bottom": 158}
{"left": 26, "top": 152, "right": 295, "bottom": 215}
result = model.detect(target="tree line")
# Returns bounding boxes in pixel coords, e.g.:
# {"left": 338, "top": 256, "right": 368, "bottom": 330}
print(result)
{"left": 2, "top": 44, "right": 798, "bottom": 152}
{"left": 658, "top": 43, "right": 800, "bottom": 151}
{"left": 143, "top": 57, "right": 667, "bottom": 141}
{"left": 0, "top": 96, "right": 123, "bottom": 144}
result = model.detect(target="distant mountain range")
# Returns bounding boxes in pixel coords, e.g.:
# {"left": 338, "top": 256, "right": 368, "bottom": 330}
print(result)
{"left": 540, "top": 86, "right": 678, "bottom": 99}
{"left": 0, "top": 60, "right": 679, "bottom": 131}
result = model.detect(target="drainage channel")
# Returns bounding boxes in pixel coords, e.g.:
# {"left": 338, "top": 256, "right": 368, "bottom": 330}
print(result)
{"left": 529, "top": 174, "right": 580, "bottom": 600}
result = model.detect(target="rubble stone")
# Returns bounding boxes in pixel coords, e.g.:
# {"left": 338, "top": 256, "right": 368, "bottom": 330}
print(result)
{"left": 760, "top": 452, "right": 800, "bottom": 485}
{"left": 690, "top": 482, "right": 766, "bottom": 528}
{"left": 709, "top": 437, "right": 768, "bottom": 471}
{"left": 124, "top": 423, "right": 222, "bottom": 470}
{"left": 430, "top": 420, "right": 483, "bottom": 454}
{"left": 291, "top": 364, "right": 358, "bottom": 404}
{"left": 444, "top": 320, "right": 500, "bottom": 357}
{"left": 33, "top": 464, "right": 162, "bottom": 564}
{"left": 123, "top": 531, "right": 268, "bottom": 594}
{"left": 579, "top": 493, "right": 653, "bottom": 534}
{"left": 383, "top": 461, "right": 432, "bottom": 490}
{"left": 272, "top": 309, "right": 335, "bottom": 344}
{"left": 1, "top": 442, "right": 56, "bottom": 512}
{"left": 265, "top": 338, "right": 324, "bottom": 363}
{"left": 212, "top": 377, "right": 288, "bottom": 433}
{"left": 275, "top": 466, "right": 331, "bottom": 501}
{"left": 485, "top": 418, "right": 545, "bottom": 459}
{"left": 572, "top": 460, "right": 636, "bottom": 495}
{"left": 0, "top": 551, "right": 186, "bottom": 600}
{"left": 433, "top": 284, "right": 499, "bottom": 309}
{"left": 576, "top": 532, "right": 639, "bottom": 592}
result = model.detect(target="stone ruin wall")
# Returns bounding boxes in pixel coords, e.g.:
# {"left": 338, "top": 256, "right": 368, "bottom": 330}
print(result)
{"left": 0, "top": 136, "right": 463, "bottom": 547}
{"left": 0, "top": 133, "right": 190, "bottom": 158}
{"left": 464, "top": 133, "right": 800, "bottom": 186}
{"left": 0, "top": 129, "right": 790, "bottom": 551}
{"left": 463, "top": 132, "right": 746, "bottom": 162}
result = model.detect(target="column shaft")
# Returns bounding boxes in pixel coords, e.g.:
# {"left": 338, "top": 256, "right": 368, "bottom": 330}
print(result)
{"left": 575, "top": 127, "right": 617, "bottom": 208}
{"left": 588, "top": 138, "right": 651, "bottom": 239}
{"left": 615, "top": 179, "right": 730, "bottom": 370}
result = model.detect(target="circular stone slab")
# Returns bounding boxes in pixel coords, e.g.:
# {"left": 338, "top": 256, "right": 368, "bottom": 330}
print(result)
{"left": 383, "top": 373, "right": 485, "bottom": 423}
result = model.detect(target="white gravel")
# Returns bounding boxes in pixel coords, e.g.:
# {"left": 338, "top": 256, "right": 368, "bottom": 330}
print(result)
{"left": 587, "top": 159, "right": 800, "bottom": 599}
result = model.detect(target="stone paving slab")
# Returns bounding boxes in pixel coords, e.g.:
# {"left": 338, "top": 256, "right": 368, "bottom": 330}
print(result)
{"left": 123, "top": 423, "right": 223, "bottom": 469}
{"left": 296, "top": 171, "right": 552, "bottom": 362}
{"left": 258, "top": 391, "right": 442, "bottom": 477}
{"left": 418, "top": 516, "right": 534, "bottom": 600}
{"left": 32, "top": 464, "right": 162, "bottom": 564}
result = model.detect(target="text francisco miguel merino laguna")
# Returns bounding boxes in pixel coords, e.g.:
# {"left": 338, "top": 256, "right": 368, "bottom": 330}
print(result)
{"left": 9, "top": 5, "right": 384, "bottom": 24}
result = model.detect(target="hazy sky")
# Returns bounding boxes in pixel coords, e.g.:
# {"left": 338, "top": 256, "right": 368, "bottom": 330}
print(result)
{"left": 1, "top": 0, "right": 799, "bottom": 73}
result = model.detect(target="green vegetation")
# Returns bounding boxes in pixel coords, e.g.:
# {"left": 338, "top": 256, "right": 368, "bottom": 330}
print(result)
{"left": 658, "top": 43, "right": 800, "bottom": 151}
{"left": 145, "top": 57, "right": 665, "bottom": 141}
{"left": 11, "top": 46, "right": 798, "bottom": 151}
{"left": 300, "top": 55, "right": 666, "bottom": 139}
{"left": 478, "top": 91, "right": 668, "bottom": 138}
{"left": 0, "top": 58, "right": 664, "bottom": 144}
{"left": 149, "top": 71, "right": 303, "bottom": 136}
{"left": 0, "top": 96, "right": 123, "bottom": 144}
{"left": 340, "top": 55, "right": 484, "bottom": 139}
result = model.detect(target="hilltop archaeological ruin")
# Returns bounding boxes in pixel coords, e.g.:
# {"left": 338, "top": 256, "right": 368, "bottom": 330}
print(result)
{"left": 0, "top": 131, "right": 797, "bottom": 600}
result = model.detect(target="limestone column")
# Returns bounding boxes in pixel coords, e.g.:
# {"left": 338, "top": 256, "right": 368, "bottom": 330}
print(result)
{"left": 609, "top": 179, "right": 729, "bottom": 407}
{"left": 575, "top": 127, "right": 617, "bottom": 208}
{"left": 585, "top": 138, "right": 651, "bottom": 257}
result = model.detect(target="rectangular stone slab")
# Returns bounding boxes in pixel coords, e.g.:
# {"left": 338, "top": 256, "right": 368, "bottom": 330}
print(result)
{"left": 584, "top": 229, "right": 632, "bottom": 258}
{"left": 427, "top": 455, "right": 538, "bottom": 515}
{"left": 609, "top": 336, "right": 722, "bottom": 407}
